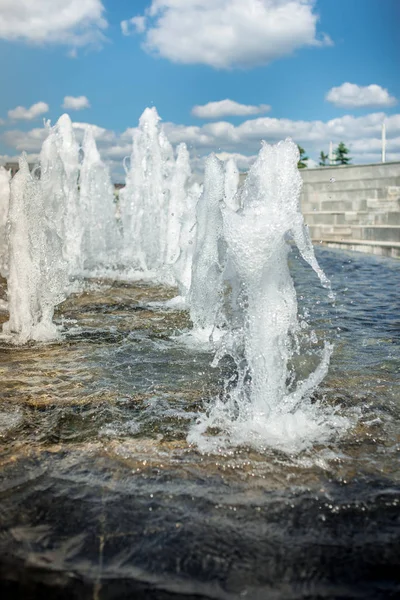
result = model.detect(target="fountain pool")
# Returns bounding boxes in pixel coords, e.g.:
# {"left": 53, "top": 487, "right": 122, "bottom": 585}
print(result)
{"left": 0, "top": 246, "right": 399, "bottom": 599}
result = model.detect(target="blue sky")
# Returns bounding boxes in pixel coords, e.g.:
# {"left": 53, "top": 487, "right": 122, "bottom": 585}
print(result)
{"left": 0, "top": 0, "right": 399, "bottom": 177}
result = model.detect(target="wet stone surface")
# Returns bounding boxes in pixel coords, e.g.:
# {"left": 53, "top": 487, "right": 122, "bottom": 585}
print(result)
{"left": 0, "top": 249, "right": 399, "bottom": 599}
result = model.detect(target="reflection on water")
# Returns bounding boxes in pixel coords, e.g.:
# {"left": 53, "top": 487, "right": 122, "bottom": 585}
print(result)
{"left": 0, "top": 248, "right": 399, "bottom": 599}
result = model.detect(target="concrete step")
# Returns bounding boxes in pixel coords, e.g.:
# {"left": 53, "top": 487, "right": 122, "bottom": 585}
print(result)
{"left": 312, "top": 238, "right": 400, "bottom": 259}
{"left": 366, "top": 198, "right": 400, "bottom": 211}
{"left": 351, "top": 225, "right": 400, "bottom": 243}
{"left": 373, "top": 212, "right": 400, "bottom": 225}
{"left": 303, "top": 211, "right": 375, "bottom": 226}
{"left": 302, "top": 163, "right": 400, "bottom": 183}
{"left": 303, "top": 210, "right": 400, "bottom": 227}
{"left": 303, "top": 187, "right": 384, "bottom": 202}
{"left": 301, "top": 198, "right": 400, "bottom": 213}
{"left": 303, "top": 178, "right": 400, "bottom": 194}
{"left": 308, "top": 224, "right": 400, "bottom": 243}
{"left": 308, "top": 226, "right": 353, "bottom": 239}
{"left": 302, "top": 199, "right": 369, "bottom": 212}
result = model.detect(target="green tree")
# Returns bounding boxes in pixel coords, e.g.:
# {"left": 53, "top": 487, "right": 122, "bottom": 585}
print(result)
{"left": 297, "top": 145, "right": 308, "bottom": 169}
{"left": 334, "top": 142, "right": 351, "bottom": 165}
{"left": 319, "top": 150, "right": 329, "bottom": 166}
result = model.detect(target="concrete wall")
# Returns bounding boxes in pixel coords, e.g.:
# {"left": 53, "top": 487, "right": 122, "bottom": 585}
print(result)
{"left": 300, "top": 162, "right": 400, "bottom": 258}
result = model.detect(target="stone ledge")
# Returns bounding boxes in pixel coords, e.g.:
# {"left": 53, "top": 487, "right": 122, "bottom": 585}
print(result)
{"left": 312, "top": 238, "right": 400, "bottom": 259}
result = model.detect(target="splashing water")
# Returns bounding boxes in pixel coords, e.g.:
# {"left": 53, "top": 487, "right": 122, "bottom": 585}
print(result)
{"left": 188, "top": 140, "right": 352, "bottom": 454}
{"left": 224, "top": 157, "right": 240, "bottom": 211}
{"left": 172, "top": 180, "right": 202, "bottom": 300}
{"left": 120, "top": 107, "right": 173, "bottom": 273}
{"left": 2, "top": 115, "right": 84, "bottom": 343}
{"left": 166, "top": 143, "right": 191, "bottom": 267}
{"left": 80, "top": 126, "right": 121, "bottom": 271}
{"left": 2, "top": 155, "right": 65, "bottom": 342}
{"left": 188, "top": 154, "right": 226, "bottom": 333}
{"left": 49, "top": 114, "right": 82, "bottom": 275}
{"left": 0, "top": 106, "right": 348, "bottom": 452}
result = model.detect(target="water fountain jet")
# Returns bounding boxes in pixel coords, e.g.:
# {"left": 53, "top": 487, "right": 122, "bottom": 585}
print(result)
{"left": 188, "top": 154, "right": 226, "bottom": 335}
{"left": 120, "top": 107, "right": 173, "bottom": 274}
{"left": 188, "top": 140, "right": 351, "bottom": 454}
{"left": 80, "top": 126, "right": 121, "bottom": 271}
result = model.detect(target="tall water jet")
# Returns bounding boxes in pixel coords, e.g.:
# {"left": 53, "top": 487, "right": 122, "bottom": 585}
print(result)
{"left": 188, "top": 140, "right": 350, "bottom": 453}
{"left": 166, "top": 143, "right": 192, "bottom": 267}
{"left": 120, "top": 107, "right": 172, "bottom": 273}
{"left": 54, "top": 115, "right": 82, "bottom": 275}
{"left": 224, "top": 157, "right": 240, "bottom": 211}
{"left": 80, "top": 126, "right": 120, "bottom": 271}
{"left": 173, "top": 181, "right": 202, "bottom": 300}
{"left": 159, "top": 128, "right": 176, "bottom": 187}
{"left": 39, "top": 115, "right": 82, "bottom": 278}
{"left": 2, "top": 154, "right": 66, "bottom": 342}
{"left": 0, "top": 166, "right": 11, "bottom": 278}
{"left": 2, "top": 156, "right": 37, "bottom": 341}
{"left": 159, "top": 127, "right": 176, "bottom": 273}
{"left": 188, "top": 154, "right": 226, "bottom": 332}
{"left": 2, "top": 115, "right": 82, "bottom": 343}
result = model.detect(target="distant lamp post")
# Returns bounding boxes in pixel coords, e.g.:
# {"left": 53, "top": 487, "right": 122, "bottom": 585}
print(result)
{"left": 329, "top": 141, "right": 334, "bottom": 165}
{"left": 382, "top": 122, "right": 386, "bottom": 163}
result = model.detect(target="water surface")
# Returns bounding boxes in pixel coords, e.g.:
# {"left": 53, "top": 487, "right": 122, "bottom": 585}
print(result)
{"left": 0, "top": 247, "right": 399, "bottom": 599}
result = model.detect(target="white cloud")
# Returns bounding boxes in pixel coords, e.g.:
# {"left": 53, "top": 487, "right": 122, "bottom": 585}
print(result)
{"left": 67, "top": 48, "right": 78, "bottom": 59}
{"left": 192, "top": 99, "right": 271, "bottom": 119}
{"left": 2, "top": 127, "right": 48, "bottom": 152}
{"left": 121, "top": 16, "right": 146, "bottom": 36}
{"left": 0, "top": 0, "right": 107, "bottom": 48}
{"left": 8, "top": 101, "right": 49, "bottom": 121}
{"left": 215, "top": 151, "right": 257, "bottom": 170}
{"left": 326, "top": 83, "right": 397, "bottom": 108}
{"left": 104, "top": 144, "right": 132, "bottom": 160}
{"left": 0, "top": 152, "right": 39, "bottom": 166}
{"left": 62, "top": 96, "right": 91, "bottom": 110}
{"left": 2, "top": 111, "right": 400, "bottom": 181}
{"left": 126, "top": 0, "right": 332, "bottom": 69}
{"left": 353, "top": 136, "right": 400, "bottom": 152}
{"left": 72, "top": 122, "right": 117, "bottom": 145}
{"left": 352, "top": 151, "right": 400, "bottom": 163}
{"left": 163, "top": 112, "right": 400, "bottom": 160}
